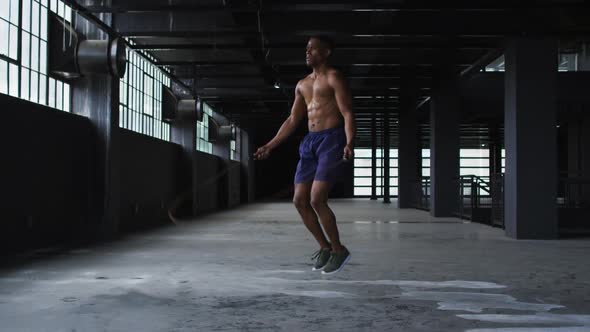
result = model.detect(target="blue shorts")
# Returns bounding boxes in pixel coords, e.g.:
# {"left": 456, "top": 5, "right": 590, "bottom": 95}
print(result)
{"left": 294, "top": 127, "right": 347, "bottom": 184}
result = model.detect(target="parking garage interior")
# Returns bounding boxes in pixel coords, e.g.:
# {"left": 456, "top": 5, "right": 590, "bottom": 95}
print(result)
{"left": 1, "top": 1, "right": 590, "bottom": 331}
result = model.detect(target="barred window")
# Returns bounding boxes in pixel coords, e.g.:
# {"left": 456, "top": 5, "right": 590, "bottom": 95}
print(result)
{"left": 119, "top": 40, "right": 170, "bottom": 141}
{"left": 1, "top": 0, "right": 70, "bottom": 111}
{"left": 422, "top": 148, "right": 505, "bottom": 179}
{"left": 196, "top": 103, "right": 213, "bottom": 153}
{"left": 353, "top": 148, "right": 398, "bottom": 197}
{"left": 230, "top": 136, "right": 237, "bottom": 160}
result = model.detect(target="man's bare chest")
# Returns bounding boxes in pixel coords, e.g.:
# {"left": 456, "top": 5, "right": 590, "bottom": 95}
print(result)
{"left": 300, "top": 80, "right": 334, "bottom": 104}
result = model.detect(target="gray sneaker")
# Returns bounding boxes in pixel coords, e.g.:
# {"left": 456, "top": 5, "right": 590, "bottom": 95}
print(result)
{"left": 321, "top": 247, "right": 351, "bottom": 275}
{"left": 311, "top": 247, "right": 332, "bottom": 271}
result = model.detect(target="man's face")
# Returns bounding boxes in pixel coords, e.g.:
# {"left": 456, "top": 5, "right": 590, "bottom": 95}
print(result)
{"left": 305, "top": 38, "right": 330, "bottom": 67}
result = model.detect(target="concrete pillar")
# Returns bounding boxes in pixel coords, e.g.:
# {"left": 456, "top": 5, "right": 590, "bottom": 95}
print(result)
{"left": 572, "top": 53, "right": 590, "bottom": 199}
{"left": 567, "top": 106, "right": 590, "bottom": 182}
{"left": 581, "top": 111, "right": 590, "bottom": 200}
{"left": 71, "top": 9, "right": 120, "bottom": 239}
{"left": 240, "top": 129, "right": 255, "bottom": 203}
{"left": 504, "top": 37, "right": 558, "bottom": 239}
{"left": 169, "top": 91, "right": 198, "bottom": 216}
{"left": 398, "top": 85, "right": 421, "bottom": 208}
{"left": 568, "top": 113, "right": 582, "bottom": 176}
{"left": 430, "top": 76, "right": 460, "bottom": 217}
{"left": 371, "top": 111, "right": 378, "bottom": 200}
{"left": 383, "top": 110, "right": 391, "bottom": 204}
{"left": 577, "top": 44, "right": 590, "bottom": 71}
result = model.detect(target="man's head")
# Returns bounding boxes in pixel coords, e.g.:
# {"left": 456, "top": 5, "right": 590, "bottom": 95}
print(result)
{"left": 306, "top": 35, "right": 334, "bottom": 67}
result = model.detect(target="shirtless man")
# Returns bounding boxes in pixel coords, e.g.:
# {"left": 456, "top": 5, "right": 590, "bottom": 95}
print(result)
{"left": 254, "top": 35, "right": 356, "bottom": 274}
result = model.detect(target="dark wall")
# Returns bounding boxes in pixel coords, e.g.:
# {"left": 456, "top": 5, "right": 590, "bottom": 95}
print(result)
{"left": 0, "top": 93, "right": 252, "bottom": 252}
{"left": 254, "top": 136, "right": 301, "bottom": 199}
{"left": 120, "top": 131, "right": 247, "bottom": 223}
{"left": 0, "top": 94, "right": 96, "bottom": 251}
{"left": 119, "top": 134, "right": 246, "bottom": 222}
{"left": 240, "top": 129, "right": 255, "bottom": 203}
{"left": 227, "top": 160, "right": 241, "bottom": 208}
{"left": 119, "top": 129, "right": 187, "bottom": 231}
{"left": 195, "top": 151, "right": 222, "bottom": 213}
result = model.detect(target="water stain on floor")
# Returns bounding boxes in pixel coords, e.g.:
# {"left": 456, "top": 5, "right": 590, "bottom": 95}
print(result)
{"left": 254, "top": 273, "right": 589, "bottom": 331}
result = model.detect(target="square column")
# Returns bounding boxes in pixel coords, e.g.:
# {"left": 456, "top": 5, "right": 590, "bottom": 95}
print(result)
{"left": 71, "top": 12, "right": 120, "bottom": 239}
{"left": 170, "top": 105, "right": 198, "bottom": 216}
{"left": 371, "top": 111, "right": 378, "bottom": 200}
{"left": 504, "top": 37, "right": 558, "bottom": 239}
{"left": 430, "top": 78, "right": 460, "bottom": 217}
{"left": 398, "top": 87, "right": 421, "bottom": 208}
{"left": 383, "top": 110, "right": 391, "bottom": 204}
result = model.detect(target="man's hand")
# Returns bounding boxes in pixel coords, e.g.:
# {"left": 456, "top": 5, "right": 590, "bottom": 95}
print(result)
{"left": 254, "top": 145, "right": 273, "bottom": 160}
{"left": 343, "top": 144, "right": 354, "bottom": 161}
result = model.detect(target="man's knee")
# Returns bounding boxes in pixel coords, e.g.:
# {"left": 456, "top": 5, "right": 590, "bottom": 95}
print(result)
{"left": 310, "top": 195, "right": 328, "bottom": 210}
{"left": 293, "top": 196, "right": 311, "bottom": 209}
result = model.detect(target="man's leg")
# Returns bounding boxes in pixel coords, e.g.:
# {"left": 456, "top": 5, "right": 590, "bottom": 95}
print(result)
{"left": 311, "top": 180, "right": 351, "bottom": 274}
{"left": 310, "top": 181, "right": 345, "bottom": 253}
{"left": 293, "top": 182, "right": 330, "bottom": 249}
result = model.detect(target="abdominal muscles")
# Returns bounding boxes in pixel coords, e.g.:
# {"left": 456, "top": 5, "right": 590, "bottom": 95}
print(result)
{"left": 307, "top": 98, "right": 343, "bottom": 131}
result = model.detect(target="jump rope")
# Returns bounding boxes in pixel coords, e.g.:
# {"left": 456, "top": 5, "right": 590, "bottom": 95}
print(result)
{"left": 167, "top": 155, "right": 352, "bottom": 224}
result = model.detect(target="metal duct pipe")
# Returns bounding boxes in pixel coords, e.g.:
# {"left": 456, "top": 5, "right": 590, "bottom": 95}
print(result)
{"left": 208, "top": 120, "right": 234, "bottom": 142}
{"left": 77, "top": 38, "right": 126, "bottom": 78}
{"left": 178, "top": 99, "right": 200, "bottom": 121}
{"left": 218, "top": 126, "right": 233, "bottom": 140}
{"left": 178, "top": 98, "right": 203, "bottom": 122}
{"left": 162, "top": 84, "right": 203, "bottom": 123}
{"left": 218, "top": 125, "right": 235, "bottom": 141}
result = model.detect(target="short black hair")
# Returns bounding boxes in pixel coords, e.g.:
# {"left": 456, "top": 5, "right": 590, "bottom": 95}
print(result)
{"left": 309, "top": 35, "right": 335, "bottom": 52}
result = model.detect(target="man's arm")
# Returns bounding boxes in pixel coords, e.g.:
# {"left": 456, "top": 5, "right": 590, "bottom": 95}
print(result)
{"left": 254, "top": 83, "right": 307, "bottom": 160}
{"left": 329, "top": 71, "right": 356, "bottom": 159}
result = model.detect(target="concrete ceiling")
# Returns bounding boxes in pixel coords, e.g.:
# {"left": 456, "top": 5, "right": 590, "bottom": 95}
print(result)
{"left": 73, "top": 0, "right": 590, "bottom": 146}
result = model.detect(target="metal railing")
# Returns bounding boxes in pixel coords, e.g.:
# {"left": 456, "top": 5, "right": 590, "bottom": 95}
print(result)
{"left": 558, "top": 176, "right": 590, "bottom": 208}
{"left": 414, "top": 173, "right": 589, "bottom": 230}
{"left": 410, "top": 176, "right": 430, "bottom": 210}
{"left": 558, "top": 175, "right": 590, "bottom": 232}
{"left": 456, "top": 175, "right": 493, "bottom": 223}
{"left": 490, "top": 173, "right": 504, "bottom": 228}
{"left": 486, "top": 174, "right": 590, "bottom": 230}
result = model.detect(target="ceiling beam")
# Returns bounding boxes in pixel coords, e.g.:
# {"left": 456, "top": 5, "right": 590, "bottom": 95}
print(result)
{"left": 113, "top": 10, "right": 590, "bottom": 37}
{"left": 157, "top": 60, "right": 476, "bottom": 66}
{"left": 83, "top": 1, "right": 589, "bottom": 13}
{"left": 189, "top": 77, "right": 433, "bottom": 89}
{"left": 172, "top": 66, "right": 444, "bottom": 78}
{"left": 131, "top": 43, "right": 496, "bottom": 51}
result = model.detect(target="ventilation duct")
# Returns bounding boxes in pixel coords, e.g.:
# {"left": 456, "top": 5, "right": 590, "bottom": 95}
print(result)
{"left": 77, "top": 38, "right": 126, "bottom": 77}
{"left": 208, "top": 118, "right": 235, "bottom": 142}
{"left": 48, "top": 13, "right": 126, "bottom": 80}
{"left": 162, "top": 85, "right": 203, "bottom": 123}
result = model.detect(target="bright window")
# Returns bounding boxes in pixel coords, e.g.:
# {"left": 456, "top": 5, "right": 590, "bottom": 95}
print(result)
{"left": 196, "top": 103, "right": 213, "bottom": 153}
{"left": 422, "top": 148, "right": 506, "bottom": 179}
{"left": 459, "top": 149, "right": 490, "bottom": 179}
{"left": 230, "top": 128, "right": 239, "bottom": 161}
{"left": 119, "top": 40, "right": 170, "bottom": 141}
{"left": 1, "top": 0, "right": 70, "bottom": 111}
{"left": 422, "top": 149, "right": 430, "bottom": 177}
{"left": 353, "top": 148, "right": 398, "bottom": 197}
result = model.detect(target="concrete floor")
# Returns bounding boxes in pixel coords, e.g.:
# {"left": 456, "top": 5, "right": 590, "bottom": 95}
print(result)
{"left": 1, "top": 199, "right": 590, "bottom": 332}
